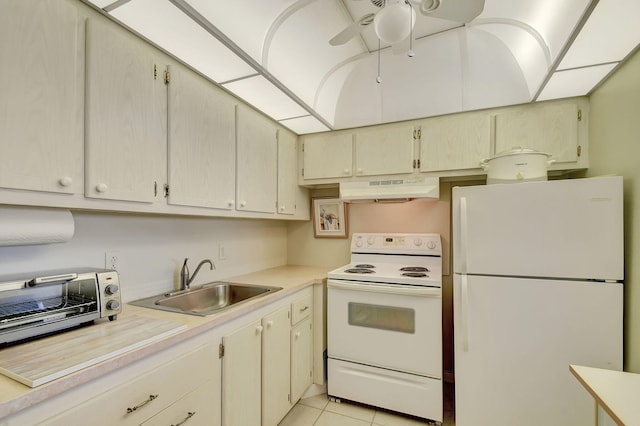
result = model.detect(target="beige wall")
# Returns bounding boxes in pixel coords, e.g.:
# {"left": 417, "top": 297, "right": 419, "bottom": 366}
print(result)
{"left": 585, "top": 48, "right": 640, "bottom": 372}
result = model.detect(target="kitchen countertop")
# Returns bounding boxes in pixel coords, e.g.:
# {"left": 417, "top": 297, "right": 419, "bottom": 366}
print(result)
{"left": 0, "top": 264, "right": 330, "bottom": 419}
{"left": 570, "top": 364, "right": 640, "bottom": 425}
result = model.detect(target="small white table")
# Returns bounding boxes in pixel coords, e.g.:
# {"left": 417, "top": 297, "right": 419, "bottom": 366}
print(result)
{"left": 570, "top": 364, "right": 640, "bottom": 426}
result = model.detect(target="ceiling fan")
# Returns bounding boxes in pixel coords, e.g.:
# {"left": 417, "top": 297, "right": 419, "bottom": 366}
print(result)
{"left": 330, "top": 0, "right": 485, "bottom": 47}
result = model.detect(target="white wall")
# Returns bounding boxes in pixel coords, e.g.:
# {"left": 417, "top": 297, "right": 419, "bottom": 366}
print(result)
{"left": 0, "top": 211, "right": 288, "bottom": 302}
{"left": 585, "top": 47, "right": 640, "bottom": 372}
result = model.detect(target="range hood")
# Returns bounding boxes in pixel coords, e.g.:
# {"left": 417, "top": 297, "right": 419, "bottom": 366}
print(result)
{"left": 339, "top": 177, "right": 440, "bottom": 202}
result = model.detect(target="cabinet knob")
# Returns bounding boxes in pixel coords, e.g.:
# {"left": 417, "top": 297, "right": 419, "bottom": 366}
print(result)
{"left": 58, "top": 176, "right": 73, "bottom": 187}
{"left": 266, "top": 320, "right": 274, "bottom": 329}
{"left": 240, "top": 201, "right": 247, "bottom": 208}
{"left": 295, "top": 331, "right": 301, "bottom": 339}
{"left": 357, "top": 168, "right": 363, "bottom": 174}
{"left": 228, "top": 200, "right": 235, "bottom": 207}
{"left": 279, "top": 206, "right": 285, "bottom": 211}
{"left": 96, "top": 183, "right": 108, "bottom": 193}
{"left": 256, "top": 325, "right": 263, "bottom": 334}
{"left": 343, "top": 169, "right": 350, "bottom": 174}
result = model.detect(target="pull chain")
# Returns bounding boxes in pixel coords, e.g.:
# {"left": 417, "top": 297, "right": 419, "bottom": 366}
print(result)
{"left": 408, "top": 1, "right": 415, "bottom": 57}
{"left": 376, "top": 37, "right": 382, "bottom": 83}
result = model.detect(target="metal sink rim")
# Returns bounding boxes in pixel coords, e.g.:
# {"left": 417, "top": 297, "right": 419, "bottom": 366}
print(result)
{"left": 129, "top": 281, "right": 282, "bottom": 317}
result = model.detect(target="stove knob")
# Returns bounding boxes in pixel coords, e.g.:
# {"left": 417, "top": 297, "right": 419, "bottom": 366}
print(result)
{"left": 414, "top": 238, "right": 423, "bottom": 246}
{"left": 106, "top": 300, "right": 120, "bottom": 311}
{"left": 355, "top": 240, "right": 363, "bottom": 248}
{"left": 427, "top": 240, "right": 437, "bottom": 249}
{"left": 105, "top": 284, "right": 119, "bottom": 295}
{"left": 367, "top": 236, "right": 375, "bottom": 245}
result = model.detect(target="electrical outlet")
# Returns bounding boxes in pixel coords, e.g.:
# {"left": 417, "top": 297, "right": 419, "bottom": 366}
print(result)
{"left": 105, "top": 251, "right": 120, "bottom": 271}
{"left": 218, "top": 243, "right": 226, "bottom": 260}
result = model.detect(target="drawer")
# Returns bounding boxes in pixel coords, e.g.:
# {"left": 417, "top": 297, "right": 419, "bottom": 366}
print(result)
{"left": 141, "top": 379, "right": 220, "bottom": 426}
{"left": 40, "top": 344, "right": 216, "bottom": 426}
{"left": 291, "top": 295, "right": 312, "bottom": 325}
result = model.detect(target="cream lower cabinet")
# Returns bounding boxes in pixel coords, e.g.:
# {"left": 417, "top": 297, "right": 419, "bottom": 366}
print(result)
{"left": 262, "top": 306, "right": 292, "bottom": 426}
{"left": 290, "top": 294, "right": 313, "bottom": 404}
{"left": 37, "top": 343, "right": 220, "bottom": 426}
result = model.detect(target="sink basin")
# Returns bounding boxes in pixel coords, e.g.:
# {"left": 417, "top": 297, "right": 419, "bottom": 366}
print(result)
{"left": 130, "top": 282, "right": 282, "bottom": 316}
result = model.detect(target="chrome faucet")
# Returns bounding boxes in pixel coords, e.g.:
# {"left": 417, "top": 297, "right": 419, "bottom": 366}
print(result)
{"left": 180, "top": 258, "right": 215, "bottom": 290}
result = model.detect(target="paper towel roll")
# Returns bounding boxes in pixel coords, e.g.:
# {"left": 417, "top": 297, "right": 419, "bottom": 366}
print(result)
{"left": 0, "top": 207, "right": 75, "bottom": 246}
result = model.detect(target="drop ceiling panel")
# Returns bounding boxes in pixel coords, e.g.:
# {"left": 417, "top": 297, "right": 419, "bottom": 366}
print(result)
{"left": 559, "top": 0, "right": 640, "bottom": 70}
{"left": 537, "top": 64, "right": 617, "bottom": 101}
{"left": 223, "top": 75, "right": 309, "bottom": 121}
{"left": 110, "top": 0, "right": 255, "bottom": 83}
{"left": 279, "top": 116, "right": 330, "bottom": 135}
{"left": 185, "top": 0, "right": 298, "bottom": 64}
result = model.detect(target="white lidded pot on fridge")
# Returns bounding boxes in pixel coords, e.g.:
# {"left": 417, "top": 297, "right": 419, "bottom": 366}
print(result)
{"left": 480, "top": 147, "right": 554, "bottom": 184}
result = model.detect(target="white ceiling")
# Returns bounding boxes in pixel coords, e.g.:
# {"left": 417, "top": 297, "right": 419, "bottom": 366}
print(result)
{"left": 85, "top": 0, "right": 640, "bottom": 135}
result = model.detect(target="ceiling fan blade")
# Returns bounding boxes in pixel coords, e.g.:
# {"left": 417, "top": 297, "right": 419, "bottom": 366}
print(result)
{"left": 419, "top": 0, "right": 485, "bottom": 23}
{"left": 329, "top": 13, "right": 375, "bottom": 46}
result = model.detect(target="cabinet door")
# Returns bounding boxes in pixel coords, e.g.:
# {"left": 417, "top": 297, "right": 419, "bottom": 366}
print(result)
{"left": 236, "top": 105, "right": 277, "bottom": 213}
{"left": 495, "top": 102, "right": 579, "bottom": 163}
{"left": 85, "top": 18, "right": 166, "bottom": 203}
{"left": 301, "top": 132, "right": 353, "bottom": 180}
{"left": 420, "top": 113, "right": 491, "bottom": 172}
{"left": 0, "top": 0, "right": 83, "bottom": 194}
{"left": 291, "top": 317, "right": 313, "bottom": 403}
{"left": 167, "top": 65, "right": 235, "bottom": 209}
{"left": 354, "top": 125, "right": 415, "bottom": 176}
{"left": 222, "top": 320, "right": 262, "bottom": 426}
{"left": 262, "top": 306, "right": 292, "bottom": 426}
{"left": 277, "top": 129, "right": 298, "bottom": 215}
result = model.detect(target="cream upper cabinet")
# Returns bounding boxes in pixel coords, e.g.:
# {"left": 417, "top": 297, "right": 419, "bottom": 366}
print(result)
{"left": 85, "top": 18, "right": 167, "bottom": 203}
{"left": 301, "top": 132, "right": 353, "bottom": 180}
{"left": 354, "top": 124, "right": 415, "bottom": 176}
{"left": 167, "top": 65, "right": 236, "bottom": 210}
{"left": 0, "top": 0, "right": 83, "bottom": 194}
{"left": 262, "top": 306, "right": 292, "bottom": 426}
{"left": 236, "top": 105, "right": 278, "bottom": 214}
{"left": 277, "top": 128, "right": 298, "bottom": 216}
{"left": 419, "top": 112, "right": 491, "bottom": 172}
{"left": 495, "top": 101, "right": 580, "bottom": 164}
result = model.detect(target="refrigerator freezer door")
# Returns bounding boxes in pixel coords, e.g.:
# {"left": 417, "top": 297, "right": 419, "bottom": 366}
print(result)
{"left": 453, "top": 274, "right": 623, "bottom": 426}
{"left": 452, "top": 176, "right": 623, "bottom": 280}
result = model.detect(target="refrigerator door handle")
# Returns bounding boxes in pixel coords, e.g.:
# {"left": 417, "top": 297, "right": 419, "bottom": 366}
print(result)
{"left": 461, "top": 274, "right": 469, "bottom": 352}
{"left": 460, "top": 197, "right": 468, "bottom": 274}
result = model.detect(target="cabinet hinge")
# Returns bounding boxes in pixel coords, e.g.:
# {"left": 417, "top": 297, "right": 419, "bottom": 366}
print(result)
{"left": 301, "top": 142, "right": 304, "bottom": 152}
{"left": 219, "top": 343, "right": 225, "bottom": 358}
{"left": 301, "top": 168, "right": 304, "bottom": 177}
{"left": 164, "top": 70, "right": 171, "bottom": 85}
{"left": 577, "top": 109, "right": 582, "bottom": 121}
{"left": 154, "top": 181, "right": 158, "bottom": 197}
{"left": 413, "top": 127, "right": 422, "bottom": 140}
{"left": 577, "top": 145, "right": 582, "bottom": 157}
{"left": 153, "top": 64, "right": 158, "bottom": 80}
{"left": 163, "top": 184, "right": 170, "bottom": 198}
{"left": 413, "top": 159, "right": 421, "bottom": 169}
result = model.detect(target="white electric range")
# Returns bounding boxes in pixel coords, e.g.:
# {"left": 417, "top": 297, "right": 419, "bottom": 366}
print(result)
{"left": 327, "top": 233, "right": 443, "bottom": 424}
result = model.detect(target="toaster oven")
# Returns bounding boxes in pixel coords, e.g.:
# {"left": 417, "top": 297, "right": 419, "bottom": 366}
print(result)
{"left": 0, "top": 268, "right": 122, "bottom": 345}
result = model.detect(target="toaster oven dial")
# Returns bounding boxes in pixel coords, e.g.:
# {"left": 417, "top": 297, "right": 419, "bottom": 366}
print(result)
{"left": 106, "top": 300, "right": 121, "bottom": 311}
{"left": 105, "top": 284, "right": 119, "bottom": 295}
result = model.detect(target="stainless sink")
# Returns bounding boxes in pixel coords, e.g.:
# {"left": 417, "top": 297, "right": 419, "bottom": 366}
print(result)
{"left": 130, "top": 282, "right": 282, "bottom": 316}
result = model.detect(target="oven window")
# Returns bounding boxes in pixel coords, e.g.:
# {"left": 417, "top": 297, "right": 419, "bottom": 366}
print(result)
{"left": 348, "top": 302, "right": 415, "bottom": 334}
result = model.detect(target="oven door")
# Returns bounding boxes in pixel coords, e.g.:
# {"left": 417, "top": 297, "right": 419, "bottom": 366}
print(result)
{"left": 327, "top": 279, "right": 441, "bottom": 378}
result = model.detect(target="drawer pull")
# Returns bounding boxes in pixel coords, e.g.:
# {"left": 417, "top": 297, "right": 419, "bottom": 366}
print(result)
{"left": 299, "top": 306, "right": 309, "bottom": 313}
{"left": 172, "top": 411, "right": 196, "bottom": 426}
{"left": 126, "top": 394, "right": 158, "bottom": 413}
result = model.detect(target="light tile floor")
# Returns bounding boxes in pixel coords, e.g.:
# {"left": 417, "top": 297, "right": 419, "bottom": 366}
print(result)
{"left": 278, "top": 384, "right": 455, "bottom": 426}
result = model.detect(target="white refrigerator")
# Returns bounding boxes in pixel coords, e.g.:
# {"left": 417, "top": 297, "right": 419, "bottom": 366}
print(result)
{"left": 452, "top": 176, "right": 624, "bottom": 426}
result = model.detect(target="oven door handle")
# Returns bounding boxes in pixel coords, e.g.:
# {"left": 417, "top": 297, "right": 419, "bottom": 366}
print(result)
{"left": 28, "top": 273, "right": 78, "bottom": 287}
{"left": 327, "top": 280, "right": 440, "bottom": 297}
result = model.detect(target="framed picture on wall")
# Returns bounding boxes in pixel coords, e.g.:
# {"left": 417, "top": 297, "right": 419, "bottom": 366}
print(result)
{"left": 312, "top": 197, "right": 348, "bottom": 238}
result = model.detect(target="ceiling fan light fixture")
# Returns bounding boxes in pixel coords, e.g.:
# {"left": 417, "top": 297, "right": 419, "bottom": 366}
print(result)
{"left": 374, "top": 0, "right": 416, "bottom": 44}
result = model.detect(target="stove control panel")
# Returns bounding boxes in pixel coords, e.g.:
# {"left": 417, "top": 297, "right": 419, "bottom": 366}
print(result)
{"left": 351, "top": 233, "right": 441, "bottom": 255}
